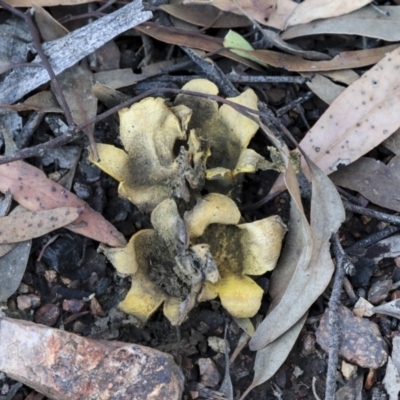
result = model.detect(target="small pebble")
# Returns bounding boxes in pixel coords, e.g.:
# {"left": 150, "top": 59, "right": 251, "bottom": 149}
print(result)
{"left": 62, "top": 299, "right": 85, "bottom": 313}
{"left": 17, "top": 295, "right": 41, "bottom": 311}
{"left": 34, "top": 304, "right": 60, "bottom": 326}
{"left": 198, "top": 358, "right": 220, "bottom": 388}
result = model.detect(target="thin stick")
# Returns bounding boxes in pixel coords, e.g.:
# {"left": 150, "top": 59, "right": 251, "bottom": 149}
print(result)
{"left": 343, "top": 200, "right": 400, "bottom": 225}
{"left": 325, "top": 233, "right": 354, "bottom": 400}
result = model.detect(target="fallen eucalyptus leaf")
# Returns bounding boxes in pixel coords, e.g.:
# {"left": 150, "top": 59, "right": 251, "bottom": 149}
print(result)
{"left": 240, "top": 314, "right": 307, "bottom": 400}
{"left": 268, "top": 45, "right": 400, "bottom": 200}
{"left": 284, "top": 0, "right": 372, "bottom": 28}
{"left": 282, "top": 6, "right": 400, "bottom": 42}
{"left": 0, "top": 160, "right": 126, "bottom": 247}
{"left": 331, "top": 156, "right": 400, "bottom": 213}
{"left": 250, "top": 159, "right": 345, "bottom": 350}
{"left": 0, "top": 207, "right": 80, "bottom": 243}
{"left": 160, "top": 3, "right": 251, "bottom": 28}
{"left": 372, "top": 300, "right": 400, "bottom": 319}
{"left": 223, "top": 30, "right": 398, "bottom": 72}
{"left": 239, "top": 121, "right": 311, "bottom": 397}
{"left": 302, "top": 72, "right": 345, "bottom": 104}
{"left": 135, "top": 22, "right": 262, "bottom": 71}
{"left": 182, "top": 0, "right": 280, "bottom": 26}
{"left": 262, "top": 29, "right": 330, "bottom": 61}
{"left": 0, "top": 240, "right": 31, "bottom": 302}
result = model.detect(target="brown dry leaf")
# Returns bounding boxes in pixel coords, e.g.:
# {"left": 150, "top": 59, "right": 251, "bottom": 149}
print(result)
{"left": 0, "top": 314, "right": 184, "bottom": 400}
{"left": 0, "top": 92, "right": 63, "bottom": 113}
{"left": 320, "top": 69, "right": 360, "bottom": 85}
{"left": 302, "top": 72, "right": 345, "bottom": 104}
{"left": 331, "top": 156, "right": 400, "bottom": 213}
{"left": 284, "top": 0, "right": 372, "bottom": 28}
{"left": 226, "top": 42, "right": 399, "bottom": 72}
{"left": 0, "top": 160, "right": 126, "bottom": 247}
{"left": 282, "top": 5, "right": 400, "bottom": 42}
{"left": 160, "top": 3, "right": 251, "bottom": 27}
{"left": 249, "top": 159, "right": 345, "bottom": 350}
{"left": 0, "top": 207, "right": 80, "bottom": 244}
{"left": 94, "top": 69, "right": 145, "bottom": 89}
{"left": 135, "top": 22, "right": 263, "bottom": 71}
{"left": 268, "top": 45, "right": 400, "bottom": 199}
{"left": 261, "top": 29, "right": 330, "bottom": 61}
{"left": 181, "top": 0, "right": 278, "bottom": 25}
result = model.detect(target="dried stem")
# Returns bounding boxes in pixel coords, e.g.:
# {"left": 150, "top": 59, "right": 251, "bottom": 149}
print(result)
{"left": 325, "top": 233, "right": 354, "bottom": 400}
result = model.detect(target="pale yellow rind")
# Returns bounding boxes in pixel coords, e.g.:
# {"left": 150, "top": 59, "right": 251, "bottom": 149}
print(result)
{"left": 89, "top": 143, "right": 129, "bottom": 183}
{"left": 239, "top": 215, "right": 287, "bottom": 275}
{"left": 212, "top": 274, "right": 264, "bottom": 318}
{"left": 185, "top": 193, "right": 241, "bottom": 238}
{"left": 119, "top": 270, "right": 167, "bottom": 322}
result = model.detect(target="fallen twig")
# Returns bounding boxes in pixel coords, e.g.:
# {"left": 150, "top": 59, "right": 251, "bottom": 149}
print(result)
{"left": 325, "top": 233, "right": 355, "bottom": 400}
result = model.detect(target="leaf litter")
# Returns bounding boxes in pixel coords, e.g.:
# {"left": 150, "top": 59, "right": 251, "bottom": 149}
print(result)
{"left": 2, "top": 0, "right": 400, "bottom": 398}
{"left": 0, "top": 160, "right": 126, "bottom": 247}
{"left": 267, "top": 44, "right": 400, "bottom": 200}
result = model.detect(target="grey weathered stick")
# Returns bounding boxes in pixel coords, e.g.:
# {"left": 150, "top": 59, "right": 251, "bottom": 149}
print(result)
{"left": 0, "top": 315, "right": 184, "bottom": 400}
{"left": 0, "top": 0, "right": 152, "bottom": 106}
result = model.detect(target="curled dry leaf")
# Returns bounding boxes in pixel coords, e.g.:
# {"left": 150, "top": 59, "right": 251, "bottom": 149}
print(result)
{"left": 238, "top": 124, "right": 312, "bottom": 397}
{"left": 0, "top": 160, "right": 126, "bottom": 247}
{"left": 99, "top": 194, "right": 286, "bottom": 324}
{"left": 268, "top": 45, "right": 400, "bottom": 200}
{"left": 238, "top": 118, "right": 344, "bottom": 398}
{"left": 0, "top": 314, "right": 184, "bottom": 400}
{"left": 0, "top": 207, "right": 80, "bottom": 244}
{"left": 250, "top": 159, "right": 345, "bottom": 351}
{"left": 372, "top": 300, "right": 400, "bottom": 319}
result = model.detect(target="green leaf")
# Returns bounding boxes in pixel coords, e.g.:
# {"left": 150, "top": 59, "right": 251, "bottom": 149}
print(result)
{"left": 223, "top": 30, "right": 268, "bottom": 66}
